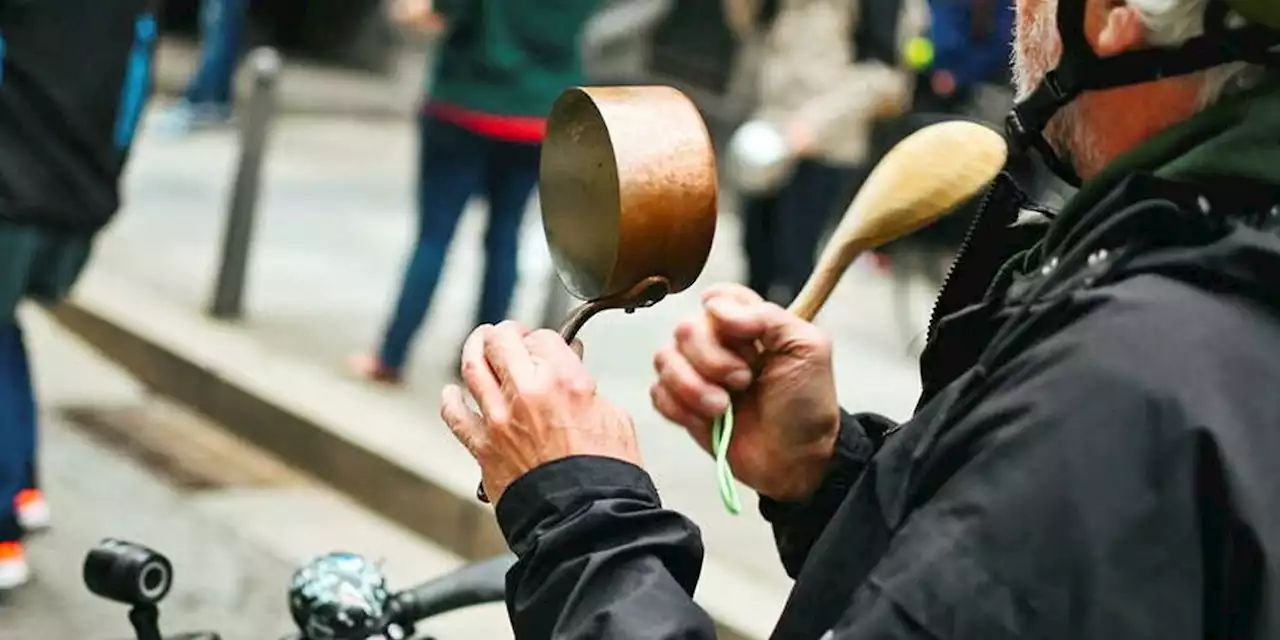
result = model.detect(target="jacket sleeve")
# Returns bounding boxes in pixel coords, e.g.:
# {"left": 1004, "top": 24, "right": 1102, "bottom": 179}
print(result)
{"left": 818, "top": 310, "right": 1210, "bottom": 639}
{"left": 496, "top": 456, "right": 717, "bottom": 639}
{"left": 758, "top": 410, "right": 896, "bottom": 578}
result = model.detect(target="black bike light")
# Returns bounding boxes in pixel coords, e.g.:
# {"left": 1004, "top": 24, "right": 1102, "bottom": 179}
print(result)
{"left": 83, "top": 538, "right": 174, "bottom": 606}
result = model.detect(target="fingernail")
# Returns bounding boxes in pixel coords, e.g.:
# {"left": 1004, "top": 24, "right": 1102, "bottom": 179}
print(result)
{"left": 726, "top": 369, "right": 751, "bottom": 390}
{"left": 702, "top": 389, "right": 729, "bottom": 413}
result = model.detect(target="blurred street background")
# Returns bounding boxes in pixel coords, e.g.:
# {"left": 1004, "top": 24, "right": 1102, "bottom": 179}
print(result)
{"left": 0, "top": 2, "right": 1067, "bottom": 638}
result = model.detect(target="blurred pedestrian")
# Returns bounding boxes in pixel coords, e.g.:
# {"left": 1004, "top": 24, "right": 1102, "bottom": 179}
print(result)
{"left": 0, "top": 0, "right": 159, "bottom": 589}
{"left": 582, "top": 0, "right": 674, "bottom": 84}
{"left": 914, "top": 0, "right": 1015, "bottom": 116}
{"left": 725, "top": 0, "right": 925, "bottom": 306}
{"left": 351, "top": 0, "right": 602, "bottom": 384}
{"left": 151, "top": 0, "right": 248, "bottom": 135}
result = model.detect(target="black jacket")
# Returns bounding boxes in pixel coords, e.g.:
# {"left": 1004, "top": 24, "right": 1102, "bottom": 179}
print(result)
{"left": 494, "top": 79, "right": 1280, "bottom": 639}
{"left": 0, "top": 0, "right": 158, "bottom": 232}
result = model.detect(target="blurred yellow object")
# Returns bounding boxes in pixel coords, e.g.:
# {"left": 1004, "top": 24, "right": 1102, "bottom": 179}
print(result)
{"left": 904, "top": 37, "right": 934, "bottom": 70}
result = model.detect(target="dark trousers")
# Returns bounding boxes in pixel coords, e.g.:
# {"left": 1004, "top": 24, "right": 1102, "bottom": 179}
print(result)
{"left": 0, "top": 224, "right": 87, "bottom": 544}
{"left": 378, "top": 115, "right": 541, "bottom": 372}
{"left": 0, "top": 324, "right": 35, "bottom": 543}
{"left": 183, "top": 0, "right": 248, "bottom": 107}
{"left": 741, "top": 159, "right": 861, "bottom": 306}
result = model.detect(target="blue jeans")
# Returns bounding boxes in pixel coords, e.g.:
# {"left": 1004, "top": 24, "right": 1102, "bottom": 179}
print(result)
{"left": 183, "top": 0, "right": 248, "bottom": 107}
{"left": 0, "top": 324, "right": 35, "bottom": 543}
{"left": 378, "top": 115, "right": 542, "bottom": 372}
{"left": 0, "top": 224, "right": 88, "bottom": 544}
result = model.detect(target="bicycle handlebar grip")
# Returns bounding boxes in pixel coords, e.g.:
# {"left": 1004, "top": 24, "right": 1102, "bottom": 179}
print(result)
{"left": 392, "top": 554, "right": 517, "bottom": 624}
{"left": 83, "top": 538, "right": 174, "bottom": 606}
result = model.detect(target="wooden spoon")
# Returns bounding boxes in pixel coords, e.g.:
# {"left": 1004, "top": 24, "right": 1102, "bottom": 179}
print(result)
{"left": 712, "top": 120, "right": 1010, "bottom": 513}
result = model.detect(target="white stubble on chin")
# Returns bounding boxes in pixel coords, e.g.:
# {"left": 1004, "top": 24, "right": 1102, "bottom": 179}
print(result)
{"left": 1011, "top": 0, "right": 1102, "bottom": 172}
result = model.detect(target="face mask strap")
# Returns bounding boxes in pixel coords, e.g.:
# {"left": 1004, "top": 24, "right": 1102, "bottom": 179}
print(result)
{"left": 1006, "top": 0, "right": 1280, "bottom": 187}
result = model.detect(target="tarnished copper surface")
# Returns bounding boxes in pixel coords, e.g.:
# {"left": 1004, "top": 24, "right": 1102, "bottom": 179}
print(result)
{"left": 539, "top": 86, "right": 718, "bottom": 301}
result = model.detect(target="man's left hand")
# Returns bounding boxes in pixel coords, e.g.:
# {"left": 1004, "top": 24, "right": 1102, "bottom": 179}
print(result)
{"left": 441, "top": 321, "right": 642, "bottom": 504}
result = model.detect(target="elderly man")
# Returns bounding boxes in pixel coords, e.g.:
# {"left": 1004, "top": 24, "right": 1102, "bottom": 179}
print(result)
{"left": 441, "top": 0, "right": 1280, "bottom": 637}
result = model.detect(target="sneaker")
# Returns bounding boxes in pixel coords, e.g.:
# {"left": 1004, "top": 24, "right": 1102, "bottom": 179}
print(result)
{"left": 347, "top": 354, "right": 403, "bottom": 386}
{"left": 149, "top": 100, "right": 234, "bottom": 138}
{"left": 0, "top": 542, "right": 31, "bottom": 590}
{"left": 15, "top": 489, "right": 50, "bottom": 533}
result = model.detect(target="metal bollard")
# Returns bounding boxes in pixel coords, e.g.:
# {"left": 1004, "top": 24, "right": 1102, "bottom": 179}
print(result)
{"left": 208, "top": 47, "right": 283, "bottom": 320}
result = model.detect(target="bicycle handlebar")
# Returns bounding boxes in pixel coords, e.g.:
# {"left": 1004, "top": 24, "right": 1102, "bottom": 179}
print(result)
{"left": 86, "top": 539, "right": 517, "bottom": 640}
{"left": 390, "top": 554, "right": 517, "bottom": 625}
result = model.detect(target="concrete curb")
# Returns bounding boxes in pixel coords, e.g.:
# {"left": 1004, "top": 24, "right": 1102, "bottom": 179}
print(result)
{"left": 152, "top": 40, "right": 422, "bottom": 121}
{"left": 50, "top": 270, "right": 777, "bottom": 640}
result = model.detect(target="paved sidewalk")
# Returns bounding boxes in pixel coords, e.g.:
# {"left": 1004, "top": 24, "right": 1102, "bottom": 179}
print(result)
{"left": 85, "top": 112, "right": 940, "bottom": 618}
{"left": 153, "top": 38, "right": 427, "bottom": 119}
{"left": 7, "top": 308, "right": 513, "bottom": 640}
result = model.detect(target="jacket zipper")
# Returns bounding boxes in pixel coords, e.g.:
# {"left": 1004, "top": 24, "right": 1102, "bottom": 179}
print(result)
{"left": 924, "top": 180, "right": 1001, "bottom": 340}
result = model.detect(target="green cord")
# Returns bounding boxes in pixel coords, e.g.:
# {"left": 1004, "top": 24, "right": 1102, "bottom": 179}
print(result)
{"left": 711, "top": 410, "right": 742, "bottom": 515}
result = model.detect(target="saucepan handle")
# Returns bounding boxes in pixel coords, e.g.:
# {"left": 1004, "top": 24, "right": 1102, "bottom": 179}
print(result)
{"left": 474, "top": 275, "right": 672, "bottom": 504}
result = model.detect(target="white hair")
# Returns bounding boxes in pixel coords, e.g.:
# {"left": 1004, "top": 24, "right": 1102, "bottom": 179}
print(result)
{"left": 1126, "top": 0, "right": 1267, "bottom": 105}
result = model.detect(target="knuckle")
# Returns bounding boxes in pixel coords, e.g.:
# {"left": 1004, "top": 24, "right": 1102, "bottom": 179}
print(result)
{"left": 661, "top": 362, "right": 699, "bottom": 396}
{"left": 514, "top": 376, "right": 551, "bottom": 400}
{"left": 460, "top": 358, "right": 483, "bottom": 378}
{"left": 485, "top": 408, "right": 511, "bottom": 430}
{"left": 565, "top": 375, "right": 596, "bottom": 397}
{"left": 530, "top": 328, "right": 559, "bottom": 344}
{"left": 653, "top": 345, "right": 672, "bottom": 372}
{"left": 673, "top": 318, "right": 699, "bottom": 342}
{"left": 650, "top": 385, "right": 675, "bottom": 417}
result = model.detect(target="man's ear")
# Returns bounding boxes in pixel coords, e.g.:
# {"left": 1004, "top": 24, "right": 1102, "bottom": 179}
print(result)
{"left": 1095, "top": 3, "right": 1146, "bottom": 56}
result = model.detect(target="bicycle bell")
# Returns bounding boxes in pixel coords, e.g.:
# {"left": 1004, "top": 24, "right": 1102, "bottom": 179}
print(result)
{"left": 288, "top": 553, "right": 400, "bottom": 640}
{"left": 725, "top": 118, "right": 797, "bottom": 196}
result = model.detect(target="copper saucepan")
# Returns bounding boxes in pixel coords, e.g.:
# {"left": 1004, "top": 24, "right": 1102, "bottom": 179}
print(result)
{"left": 475, "top": 86, "right": 718, "bottom": 504}
{"left": 540, "top": 85, "right": 719, "bottom": 341}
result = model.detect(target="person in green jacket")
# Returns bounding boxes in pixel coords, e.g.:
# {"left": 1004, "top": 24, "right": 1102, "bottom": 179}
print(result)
{"left": 352, "top": 0, "right": 602, "bottom": 384}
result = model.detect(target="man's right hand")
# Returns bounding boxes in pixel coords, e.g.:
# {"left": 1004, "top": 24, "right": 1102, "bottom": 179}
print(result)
{"left": 650, "top": 284, "right": 841, "bottom": 502}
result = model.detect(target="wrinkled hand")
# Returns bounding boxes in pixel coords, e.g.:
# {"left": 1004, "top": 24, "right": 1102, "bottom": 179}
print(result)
{"left": 651, "top": 284, "right": 840, "bottom": 502}
{"left": 441, "top": 321, "right": 641, "bottom": 504}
